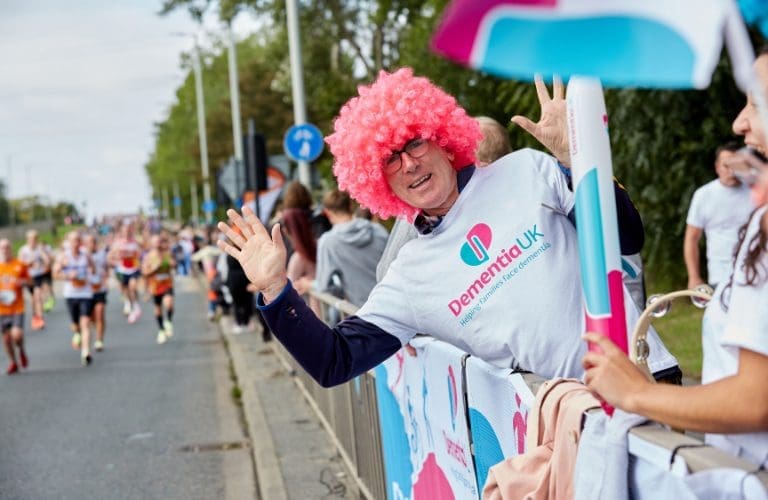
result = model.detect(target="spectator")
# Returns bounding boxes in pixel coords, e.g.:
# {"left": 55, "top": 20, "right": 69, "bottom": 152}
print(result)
{"left": 314, "top": 190, "right": 389, "bottom": 307}
{"left": 218, "top": 69, "right": 676, "bottom": 387}
{"left": 280, "top": 208, "right": 321, "bottom": 317}
{"left": 684, "top": 142, "right": 753, "bottom": 289}
{"left": 583, "top": 53, "right": 768, "bottom": 467}
{"left": 475, "top": 116, "right": 513, "bottom": 166}
{"left": 283, "top": 180, "right": 331, "bottom": 239}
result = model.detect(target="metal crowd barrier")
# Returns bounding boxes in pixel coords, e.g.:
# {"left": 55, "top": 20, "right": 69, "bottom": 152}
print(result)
{"left": 267, "top": 290, "right": 768, "bottom": 499}
{"left": 270, "top": 290, "right": 387, "bottom": 500}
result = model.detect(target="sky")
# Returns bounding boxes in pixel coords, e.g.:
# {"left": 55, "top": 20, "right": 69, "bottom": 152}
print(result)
{"left": 0, "top": 0, "right": 260, "bottom": 221}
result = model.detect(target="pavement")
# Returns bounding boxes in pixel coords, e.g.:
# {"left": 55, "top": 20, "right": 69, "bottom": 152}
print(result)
{"left": 217, "top": 310, "right": 361, "bottom": 500}
{"left": 0, "top": 277, "right": 255, "bottom": 500}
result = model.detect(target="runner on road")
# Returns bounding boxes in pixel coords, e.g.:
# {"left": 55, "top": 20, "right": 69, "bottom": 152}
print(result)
{"left": 142, "top": 234, "right": 175, "bottom": 345}
{"left": 109, "top": 221, "right": 143, "bottom": 324}
{"left": 17, "top": 230, "right": 54, "bottom": 330}
{"left": 54, "top": 231, "right": 95, "bottom": 366}
{"left": 84, "top": 233, "right": 109, "bottom": 352}
{"left": 0, "top": 239, "right": 29, "bottom": 375}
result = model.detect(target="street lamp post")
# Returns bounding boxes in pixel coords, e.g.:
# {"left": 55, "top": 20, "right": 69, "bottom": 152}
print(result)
{"left": 227, "top": 25, "right": 245, "bottom": 200}
{"left": 191, "top": 38, "right": 214, "bottom": 224}
{"left": 5, "top": 155, "right": 16, "bottom": 228}
{"left": 190, "top": 178, "right": 199, "bottom": 227}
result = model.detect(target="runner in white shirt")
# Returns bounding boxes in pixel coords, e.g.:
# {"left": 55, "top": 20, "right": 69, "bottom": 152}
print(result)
{"left": 108, "top": 221, "right": 143, "bottom": 324}
{"left": 84, "top": 233, "right": 109, "bottom": 352}
{"left": 53, "top": 231, "right": 95, "bottom": 366}
{"left": 685, "top": 143, "right": 753, "bottom": 288}
{"left": 17, "top": 230, "right": 54, "bottom": 330}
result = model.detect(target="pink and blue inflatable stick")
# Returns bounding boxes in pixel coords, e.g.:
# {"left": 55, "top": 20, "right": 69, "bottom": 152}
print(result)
{"left": 567, "top": 77, "right": 628, "bottom": 414}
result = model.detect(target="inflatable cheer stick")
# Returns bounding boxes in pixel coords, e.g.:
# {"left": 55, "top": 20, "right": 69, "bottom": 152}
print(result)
{"left": 566, "top": 77, "right": 628, "bottom": 416}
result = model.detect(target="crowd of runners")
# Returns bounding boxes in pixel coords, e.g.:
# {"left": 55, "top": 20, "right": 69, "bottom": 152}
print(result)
{"left": 1, "top": 217, "right": 210, "bottom": 374}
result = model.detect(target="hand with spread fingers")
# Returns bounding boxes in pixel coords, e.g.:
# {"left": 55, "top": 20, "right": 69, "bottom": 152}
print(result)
{"left": 581, "top": 333, "right": 651, "bottom": 411}
{"left": 217, "top": 206, "right": 288, "bottom": 303}
{"left": 511, "top": 75, "right": 571, "bottom": 167}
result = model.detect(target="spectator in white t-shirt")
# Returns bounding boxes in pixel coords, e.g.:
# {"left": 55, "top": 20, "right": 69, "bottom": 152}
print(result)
{"left": 684, "top": 143, "right": 753, "bottom": 288}
{"left": 218, "top": 70, "right": 677, "bottom": 386}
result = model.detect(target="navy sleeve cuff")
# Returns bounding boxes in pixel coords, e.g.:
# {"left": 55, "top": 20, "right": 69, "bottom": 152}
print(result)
{"left": 255, "top": 280, "right": 292, "bottom": 311}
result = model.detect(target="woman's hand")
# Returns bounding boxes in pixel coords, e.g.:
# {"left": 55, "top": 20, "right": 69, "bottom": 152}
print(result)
{"left": 217, "top": 206, "right": 288, "bottom": 303}
{"left": 511, "top": 75, "right": 571, "bottom": 167}
{"left": 582, "top": 333, "right": 652, "bottom": 412}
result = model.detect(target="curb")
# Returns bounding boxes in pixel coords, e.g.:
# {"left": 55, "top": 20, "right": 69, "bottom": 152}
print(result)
{"left": 219, "top": 321, "right": 289, "bottom": 500}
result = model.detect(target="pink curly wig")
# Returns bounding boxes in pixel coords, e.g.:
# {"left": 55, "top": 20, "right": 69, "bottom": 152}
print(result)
{"left": 325, "top": 68, "right": 482, "bottom": 220}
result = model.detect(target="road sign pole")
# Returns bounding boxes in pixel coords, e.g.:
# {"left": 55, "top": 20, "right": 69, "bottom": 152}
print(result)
{"left": 285, "top": 0, "right": 311, "bottom": 188}
{"left": 173, "top": 181, "right": 181, "bottom": 222}
{"left": 190, "top": 179, "right": 199, "bottom": 227}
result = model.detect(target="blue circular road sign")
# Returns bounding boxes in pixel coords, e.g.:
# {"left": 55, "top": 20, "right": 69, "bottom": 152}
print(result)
{"left": 283, "top": 123, "right": 324, "bottom": 162}
{"left": 202, "top": 199, "right": 217, "bottom": 212}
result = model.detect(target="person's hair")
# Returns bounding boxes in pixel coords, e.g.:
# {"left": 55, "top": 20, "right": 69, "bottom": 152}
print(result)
{"left": 322, "top": 190, "right": 354, "bottom": 215}
{"left": 720, "top": 208, "right": 768, "bottom": 310}
{"left": 281, "top": 208, "right": 317, "bottom": 264}
{"left": 355, "top": 206, "right": 373, "bottom": 220}
{"left": 283, "top": 181, "right": 313, "bottom": 210}
{"left": 475, "top": 116, "right": 512, "bottom": 165}
{"left": 325, "top": 67, "right": 483, "bottom": 220}
{"left": 715, "top": 141, "right": 741, "bottom": 161}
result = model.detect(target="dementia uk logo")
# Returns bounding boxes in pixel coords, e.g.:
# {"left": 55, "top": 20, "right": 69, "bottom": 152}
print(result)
{"left": 449, "top": 221, "right": 551, "bottom": 324}
{"left": 460, "top": 223, "right": 492, "bottom": 266}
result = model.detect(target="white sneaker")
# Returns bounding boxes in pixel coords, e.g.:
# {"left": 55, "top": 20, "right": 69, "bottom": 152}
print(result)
{"left": 163, "top": 320, "right": 173, "bottom": 338}
{"left": 156, "top": 330, "right": 167, "bottom": 344}
{"left": 94, "top": 339, "right": 104, "bottom": 352}
{"left": 232, "top": 324, "right": 244, "bottom": 335}
{"left": 127, "top": 305, "right": 141, "bottom": 324}
{"left": 71, "top": 332, "right": 82, "bottom": 350}
{"left": 122, "top": 300, "right": 131, "bottom": 316}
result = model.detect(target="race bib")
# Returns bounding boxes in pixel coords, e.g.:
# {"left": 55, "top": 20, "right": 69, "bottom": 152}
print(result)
{"left": 122, "top": 257, "right": 138, "bottom": 269}
{"left": 0, "top": 290, "right": 17, "bottom": 305}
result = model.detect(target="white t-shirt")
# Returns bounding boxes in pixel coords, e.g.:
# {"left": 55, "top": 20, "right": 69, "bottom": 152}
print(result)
{"left": 701, "top": 205, "right": 768, "bottom": 466}
{"left": 114, "top": 239, "right": 142, "bottom": 275}
{"left": 61, "top": 250, "right": 93, "bottom": 299}
{"left": 686, "top": 180, "right": 753, "bottom": 285}
{"left": 18, "top": 244, "right": 50, "bottom": 277}
{"left": 357, "top": 149, "right": 677, "bottom": 379}
{"left": 89, "top": 248, "right": 109, "bottom": 293}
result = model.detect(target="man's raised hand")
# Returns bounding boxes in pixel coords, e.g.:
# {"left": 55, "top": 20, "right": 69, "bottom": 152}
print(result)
{"left": 511, "top": 75, "right": 571, "bottom": 167}
{"left": 217, "top": 206, "right": 288, "bottom": 303}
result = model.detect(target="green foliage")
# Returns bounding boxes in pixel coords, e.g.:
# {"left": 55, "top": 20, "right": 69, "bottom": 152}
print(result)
{"left": 604, "top": 53, "right": 745, "bottom": 287}
{"left": 154, "top": 0, "right": 759, "bottom": 286}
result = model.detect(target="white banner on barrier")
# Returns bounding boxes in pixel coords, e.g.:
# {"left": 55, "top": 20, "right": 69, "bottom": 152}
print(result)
{"left": 374, "top": 340, "right": 478, "bottom": 499}
{"left": 465, "top": 357, "right": 535, "bottom": 490}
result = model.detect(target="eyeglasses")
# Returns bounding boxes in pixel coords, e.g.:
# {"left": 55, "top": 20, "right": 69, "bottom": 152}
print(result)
{"left": 726, "top": 147, "right": 768, "bottom": 186}
{"left": 383, "top": 138, "right": 430, "bottom": 174}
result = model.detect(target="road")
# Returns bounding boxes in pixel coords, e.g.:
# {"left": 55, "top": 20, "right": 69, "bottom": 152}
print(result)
{"left": 0, "top": 277, "right": 255, "bottom": 500}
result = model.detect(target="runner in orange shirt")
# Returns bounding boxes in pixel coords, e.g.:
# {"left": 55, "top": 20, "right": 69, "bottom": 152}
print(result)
{"left": 142, "top": 234, "right": 175, "bottom": 345}
{"left": 0, "top": 238, "right": 30, "bottom": 375}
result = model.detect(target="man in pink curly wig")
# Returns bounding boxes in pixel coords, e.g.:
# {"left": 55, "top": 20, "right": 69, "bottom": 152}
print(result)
{"left": 325, "top": 67, "right": 483, "bottom": 221}
{"left": 217, "top": 71, "right": 678, "bottom": 388}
